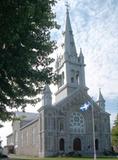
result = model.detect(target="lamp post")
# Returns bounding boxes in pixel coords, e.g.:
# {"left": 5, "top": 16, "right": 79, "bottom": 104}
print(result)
{"left": 91, "top": 98, "right": 96, "bottom": 160}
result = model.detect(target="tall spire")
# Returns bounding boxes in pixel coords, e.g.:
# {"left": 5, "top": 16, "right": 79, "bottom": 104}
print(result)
{"left": 41, "top": 84, "right": 52, "bottom": 107}
{"left": 98, "top": 88, "right": 105, "bottom": 102}
{"left": 79, "top": 48, "right": 84, "bottom": 64}
{"left": 55, "top": 5, "right": 87, "bottom": 102}
{"left": 78, "top": 48, "right": 86, "bottom": 87}
{"left": 97, "top": 88, "right": 105, "bottom": 111}
{"left": 64, "top": 2, "right": 77, "bottom": 59}
{"left": 65, "top": 1, "right": 70, "bottom": 12}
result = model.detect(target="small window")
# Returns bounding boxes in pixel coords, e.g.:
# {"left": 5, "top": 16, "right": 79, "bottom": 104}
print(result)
{"left": 71, "top": 77, "right": 74, "bottom": 83}
{"left": 58, "top": 72, "right": 64, "bottom": 88}
{"left": 76, "top": 71, "right": 79, "bottom": 80}
{"left": 71, "top": 69, "right": 75, "bottom": 76}
{"left": 60, "top": 121, "right": 64, "bottom": 131}
{"left": 76, "top": 74, "right": 79, "bottom": 80}
{"left": 62, "top": 72, "right": 64, "bottom": 85}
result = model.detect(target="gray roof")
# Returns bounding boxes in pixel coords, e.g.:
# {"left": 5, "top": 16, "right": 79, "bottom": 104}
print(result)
{"left": 15, "top": 111, "right": 38, "bottom": 120}
{"left": 15, "top": 111, "right": 39, "bottom": 128}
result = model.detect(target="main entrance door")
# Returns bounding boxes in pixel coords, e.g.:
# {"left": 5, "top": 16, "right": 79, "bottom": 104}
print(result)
{"left": 73, "top": 138, "right": 81, "bottom": 151}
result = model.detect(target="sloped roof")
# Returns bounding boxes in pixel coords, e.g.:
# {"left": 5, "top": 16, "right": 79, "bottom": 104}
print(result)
{"left": 7, "top": 133, "right": 13, "bottom": 138}
{"left": 15, "top": 111, "right": 38, "bottom": 120}
{"left": 14, "top": 111, "right": 39, "bottom": 128}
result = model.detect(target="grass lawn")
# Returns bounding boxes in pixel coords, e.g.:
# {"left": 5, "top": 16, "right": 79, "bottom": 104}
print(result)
{"left": 9, "top": 155, "right": 118, "bottom": 160}
{"left": 10, "top": 158, "right": 118, "bottom": 160}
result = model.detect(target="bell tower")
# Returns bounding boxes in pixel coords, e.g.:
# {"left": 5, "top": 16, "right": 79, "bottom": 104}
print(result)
{"left": 41, "top": 84, "right": 52, "bottom": 107}
{"left": 55, "top": 5, "right": 87, "bottom": 102}
{"left": 96, "top": 89, "right": 105, "bottom": 112}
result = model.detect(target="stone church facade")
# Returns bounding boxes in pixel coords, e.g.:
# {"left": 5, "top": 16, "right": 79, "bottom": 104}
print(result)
{"left": 7, "top": 8, "right": 111, "bottom": 157}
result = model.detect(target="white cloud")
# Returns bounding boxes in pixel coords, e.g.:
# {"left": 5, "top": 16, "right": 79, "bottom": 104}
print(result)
{"left": 1, "top": 0, "right": 118, "bottom": 146}
{"left": 0, "top": 122, "right": 12, "bottom": 146}
{"left": 54, "top": 0, "right": 118, "bottom": 120}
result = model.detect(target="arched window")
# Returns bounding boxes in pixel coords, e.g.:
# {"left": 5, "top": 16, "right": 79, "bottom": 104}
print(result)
{"left": 71, "top": 77, "right": 74, "bottom": 83}
{"left": 59, "top": 138, "right": 65, "bottom": 151}
{"left": 62, "top": 72, "right": 64, "bottom": 85}
{"left": 58, "top": 72, "right": 64, "bottom": 87}
{"left": 71, "top": 70, "right": 75, "bottom": 83}
{"left": 73, "top": 138, "right": 81, "bottom": 151}
{"left": 76, "top": 71, "right": 79, "bottom": 80}
{"left": 60, "top": 121, "right": 64, "bottom": 131}
{"left": 95, "top": 139, "right": 99, "bottom": 150}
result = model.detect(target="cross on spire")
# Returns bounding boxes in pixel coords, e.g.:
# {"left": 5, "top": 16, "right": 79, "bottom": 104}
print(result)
{"left": 65, "top": 1, "right": 70, "bottom": 12}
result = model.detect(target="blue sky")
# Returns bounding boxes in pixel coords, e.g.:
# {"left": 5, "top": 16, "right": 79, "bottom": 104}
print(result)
{"left": 52, "top": 0, "right": 118, "bottom": 121}
{"left": 0, "top": 0, "right": 118, "bottom": 146}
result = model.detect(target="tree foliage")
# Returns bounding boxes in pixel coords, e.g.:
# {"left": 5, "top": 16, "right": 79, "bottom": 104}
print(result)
{"left": 112, "top": 114, "right": 118, "bottom": 146}
{"left": 0, "top": 0, "right": 58, "bottom": 121}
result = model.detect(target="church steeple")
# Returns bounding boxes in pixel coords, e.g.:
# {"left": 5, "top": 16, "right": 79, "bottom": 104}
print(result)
{"left": 97, "top": 89, "right": 105, "bottom": 111}
{"left": 64, "top": 5, "right": 77, "bottom": 60}
{"left": 55, "top": 6, "right": 86, "bottom": 102}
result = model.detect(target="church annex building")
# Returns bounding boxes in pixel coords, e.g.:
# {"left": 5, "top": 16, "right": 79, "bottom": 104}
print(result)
{"left": 7, "top": 8, "right": 111, "bottom": 157}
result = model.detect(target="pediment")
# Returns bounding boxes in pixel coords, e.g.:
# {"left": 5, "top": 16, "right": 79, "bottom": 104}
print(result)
{"left": 54, "top": 88, "right": 100, "bottom": 113}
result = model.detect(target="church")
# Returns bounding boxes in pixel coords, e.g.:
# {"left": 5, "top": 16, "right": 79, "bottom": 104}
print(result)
{"left": 7, "top": 7, "right": 111, "bottom": 157}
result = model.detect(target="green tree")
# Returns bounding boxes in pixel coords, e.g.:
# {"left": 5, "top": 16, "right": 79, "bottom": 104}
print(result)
{"left": 0, "top": 0, "right": 58, "bottom": 121}
{"left": 112, "top": 114, "right": 118, "bottom": 146}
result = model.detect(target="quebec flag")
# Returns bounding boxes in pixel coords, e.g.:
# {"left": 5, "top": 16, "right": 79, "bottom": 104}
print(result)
{"left": 80, "top": 101, "right": 91, "bottom": 111}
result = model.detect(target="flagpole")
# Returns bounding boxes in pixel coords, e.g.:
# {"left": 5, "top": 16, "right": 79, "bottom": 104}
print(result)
{"left": 91, "top": 98, "right": 96, "bottom": 160}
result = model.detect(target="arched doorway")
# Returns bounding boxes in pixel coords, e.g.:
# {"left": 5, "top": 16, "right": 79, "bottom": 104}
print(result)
{"left": 95, "top": 139, "right": 99, "bottom": 150}
{"left": 73, "top": 138, "right": 81, "bottom": 151}
{"left": 59, "top": 138, "right": 65, "bottom": 151}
